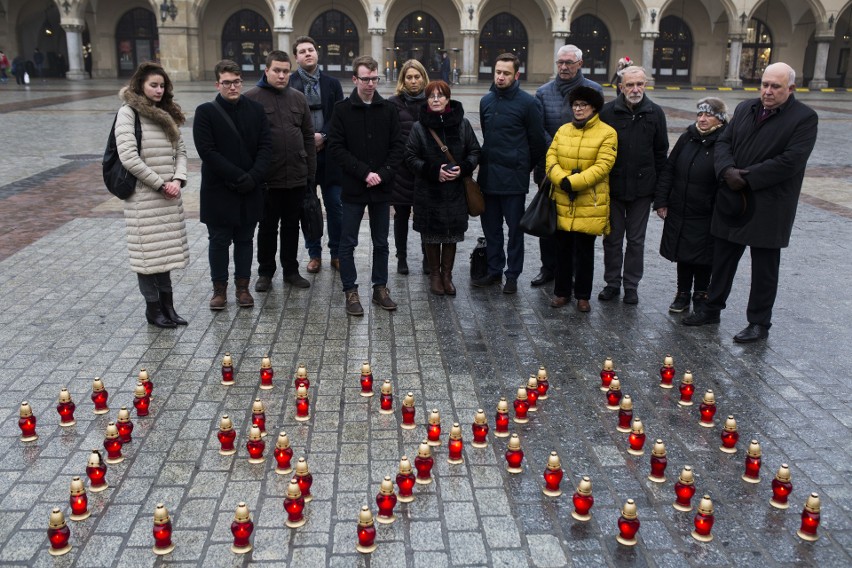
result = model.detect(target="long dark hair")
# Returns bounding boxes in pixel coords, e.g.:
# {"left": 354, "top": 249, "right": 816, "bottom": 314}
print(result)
{"left": 127, "top": 61, "right": 185, "bottom": 126}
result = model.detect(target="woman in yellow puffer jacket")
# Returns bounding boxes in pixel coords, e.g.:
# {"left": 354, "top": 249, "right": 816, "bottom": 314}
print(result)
{"left": 546, "top": 86, "right": 617, "bottom": 312}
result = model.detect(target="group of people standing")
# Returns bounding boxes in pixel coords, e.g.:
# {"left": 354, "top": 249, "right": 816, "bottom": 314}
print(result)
{"left": 114, "top": 41, "right": 817, "bottom": 344}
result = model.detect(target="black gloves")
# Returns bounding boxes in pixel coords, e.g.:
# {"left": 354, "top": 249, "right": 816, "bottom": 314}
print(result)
{"left": 723, "top": 167, "right": 749, "bottom": 191}
{"left": 560, "top": 177, "right": 576, "bottom": 201}
{"left": 231, "top": 173, "right": 255, "bottom": 194}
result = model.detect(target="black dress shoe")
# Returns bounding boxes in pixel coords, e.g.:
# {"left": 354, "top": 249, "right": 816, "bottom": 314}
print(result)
{"left": 682, "top": 310, "right": 721, "bottom": 326}
{"left": 530, "top": 270, "right": 554, "bottom": 287}
{"left": 597, "top": 286, "right": 620, "bottom": 301}
{"left": 623, "top": 289, "right": 639, "bottom": 305}
{"left": 471, "top": 274, "right": 501, "bottom": 288}
{"left": 733, "top": 323, "right": 769, "bottom": 343}
{"left": 502, "top": 278, "right": 518, "bottom": 294}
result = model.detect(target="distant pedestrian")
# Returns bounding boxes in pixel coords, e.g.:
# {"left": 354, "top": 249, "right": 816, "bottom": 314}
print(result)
{"left": 440, "top": 52, "right": 450, "bottom": 83}
{"left": 193, "top": 59, "right": 272, "bottom": 311}
{"left": 11, "top": 54, "right": 25, "bottom": 85}
{"left": 0, "top": 50, "right": 9, "bottom": 83}
{"left": 654, "top": 97, "right": 728, "bottom": 314}
{"left": 33, "top": 48, "right": 44, "bottom": 78}
{"left": 115, "top": 62, "right": 189, "bottom": 328}
{"left": 327, "top": 55, "right": 405, "bottom": 316}
{"left": 683, "top": 63, "right": 818, "bottom": 343}
{"left": 610, "top": 56, "right": 633, "bottom": 90}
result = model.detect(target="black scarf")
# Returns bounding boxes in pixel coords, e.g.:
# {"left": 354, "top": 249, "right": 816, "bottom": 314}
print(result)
{"left": 557, "top": 71, "right": 587, "bottom": 98}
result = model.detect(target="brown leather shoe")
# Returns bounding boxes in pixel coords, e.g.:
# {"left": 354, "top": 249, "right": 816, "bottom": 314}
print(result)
{"left": 330, "top": 258, "right": 340, "bottom": 271}
{"left": 234, "top": 277, "right": 254, "bottom": 308}
{"left": 577, "top": 299, "right": 591, "bottom": 312}
{"left": 307, "top": 258, "right": 321, "bottom": 273}
{"left": 550, "top": 296, "right": 569, "bottom": 308}
{"left": 209, "top": 282, "right": 227, "bottom": 311}
{"left": 345, "top": 290, "right": 364, "bottom": 316}
{"left": 372, "top": 286, "right": 397, "bottom": 311}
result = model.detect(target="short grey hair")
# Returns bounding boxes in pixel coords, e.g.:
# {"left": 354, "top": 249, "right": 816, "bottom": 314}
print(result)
{"left": 558, "top": 44, "right": 583, "bottom": 62}
{"left": 621, "top": 66, "right": 648, "bottom": 82}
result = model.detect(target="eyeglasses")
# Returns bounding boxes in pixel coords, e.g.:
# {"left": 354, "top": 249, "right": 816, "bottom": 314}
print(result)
{"left": 572, "top": 102, "right": 590, "bottom": 110}
{"left": 429, "top": 93, "right": 447, "bottom": 101}
{"left": 556, "top": 60, "right": 579, "bottom": 67}
{"left": 356, "top": 76, "right": 381, "bottom": 83}
{"left": 219, "top": 80, "right": 243, "bottom": 89}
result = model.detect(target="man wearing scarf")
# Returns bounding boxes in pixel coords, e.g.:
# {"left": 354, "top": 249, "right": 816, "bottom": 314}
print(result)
{"left": 532, "top": 44, "right": 604, "bottom": 287}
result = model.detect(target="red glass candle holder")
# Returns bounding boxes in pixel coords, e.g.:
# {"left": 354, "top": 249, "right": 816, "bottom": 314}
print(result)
{"left": 797, "top": 493, "right": 821, "bottom": 541}
{"left": 251, "top": 399, "right": 267, "bottom": 437}
{"left": 230, "top": 502, "right": 253, "bottom": 553}
{"left": 396, "top": 456, "right": 416, "bottom": 502}
{"left": 18, "top": 401, "right": 38, "bottom": 442}
{"left": 513, "top": 388, "right": 530, "bottom": 424}
{"left": 376, "top": 476, "right": 397, "bottom": 524}
{"left": 86, "top": 450, "right": 108, "bottom": 493}
{"left": 659, "top": 355, "right": 675, "bottom": 389}
{"left": 692, "top": 495, "right": 715, "bottom": 542}
{"left": 295, "top": 387, "right": 310, "bottom": 422}
{"left": 605, "top": 378, "right": 622, "bottom": 410}
{"left": 447, "top": 423, "right": 464, "bottom": 464}
{"left": 218, "top": 415, "right": 236, "bottom": 456}
{"left": 770, "top": 464, "right": 793, "bottom": 509}
{"left": 536, "top": 366, "right": 549, "bottom": 399}
{"left": 103, "top": 423, "right": 124, "bottom": 464}
{"left": 526, "top": 377, "right": 539, "bottom": 411}
{"left": 47, "top": 508, "right": 72, "bottom": 556}
{"left": 152, "top": 504, "right": 175, "bottom": 555}
{"left": 221, "top": 353, "right": 234, "bottom": 385}
{"left": 471, "top": 409, "right": 489, "bottom": 448}
{"left": 260, "top": 355, "right": 274, "bottom": 390}
{"left": 246, "top": 426, "right": 265, "bottom": 464}
{"left": 648, "top": 440, "right": 667, "bottom": 483}
{"left": 616, "top": 499, "right": 640, "bottom": 546}
{"left": 572, "top": 476, "right": 594, "bottom": 521}
{"left": 678, "top": 372, "right": 695, "bottom": 406}
{"left": 69, "top": 476, "right": 90, "bottom": 521}
{"left": 616, "top": 395, "right": 633, "bottom": 433}
{"left": 742, "top": 440, "right": 762, "bottom": 483}
{"left": 283, "top": 479, "right": 306, "bottom": 528}
{"left": 91, "top": 378, "right": 109, "bottom": 415}
{"left": 495, "top": 398, "right": 510, "bottom": 437}
{"left": 719, "top": 415, "right": 739, "bottom": 453}
{"left": 133, "top": 382, "right": 150, "bottom": 417}
{"left": 673, "top": 466, "right": 696, "bottom": 511}
{"left": 542, "top": 451, "right": 563, "bottom": 497}
{"left": 295, "top": 458, "right": 314, "bottom": 502}
{"left": 627, "top": 419, "right": 646, "bottom": 456}
{"left": 427, "top": 409, "right": 442, "bottom": 446}
{"left": 379, "top": 380, "right": 393, "bottom": 414}
{"left": 414, "top": 442, "right": 434, "bottom": 484}
{"left": 401, "top": 392, "right": 416, "bottom": 429}
{"left": 57, "top": 388, "right": 76, "bottom": 427}
{"left": 274, "top": 432, "right": 294, "bottom": 474}
{"left": 356, "top": 506, "right": 377, "bottom": 554}
{"left": 600, "top": 357, "right": 615, "bottom": 392}
{"left": 359, "top": 362, "right": 374, "bottom": 397}
{"left": 294, "top": 363, "right": 310, "bottom": 390}
{"left": 139, "top": 368, "right": 153, "bottom": 398}
{"left": 505, "top": 434, "right": 524, "bottom": 474}
{"left": 116, "top": 407, "right": 134, "bottom": 443}
{"left": 698, "top": 390, "right": 716, "bottom": 427}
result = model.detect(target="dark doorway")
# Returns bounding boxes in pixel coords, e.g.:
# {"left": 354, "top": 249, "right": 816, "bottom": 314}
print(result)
{"left": 478, "top": 13, "right": 528, "bottom": 81}
{"left": 221, "top": 10, "right": 273, "bottom": 76}
{"left": 116, "top": 8, "right": 159, "bottom": 77}
{"left": 308, "top": 10, "right": 360, "bottom": 79}
{"left": 394, "top": 12, "right": 445, "bottom": 77}
{"left": 653, "top": 16, "right": 692, "bottom": 84}
{"left": 570, "top": 14, "right": 611, "bottom": 84}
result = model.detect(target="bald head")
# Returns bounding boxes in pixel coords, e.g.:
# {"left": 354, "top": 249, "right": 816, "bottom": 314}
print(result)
{"left": 761, "top": 62, "right": 796, "bottom": 110}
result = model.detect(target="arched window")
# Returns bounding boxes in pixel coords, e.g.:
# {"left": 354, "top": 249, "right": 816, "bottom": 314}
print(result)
{"left": 570, "top": 15, "right": 611, "bottom": 83}
{"left": 739, "top": 18, "right": 772, "bottom": 83}
{"left": 393, "top": 12, "right": 445, "bottom": 77}
{"left": 116, "top": 8, "right": 158, "bottom": 77}
{"left": 653, "top": 16, "right": 692, "bottom": 83}
{"left": 478, "top": 13, "right": 528, "bottom": 81}
{"left": 309, "top": 10, "right": 360, "bottom": 78}
{"left": 221, "top": 10, "right": 273, "bottom": 76}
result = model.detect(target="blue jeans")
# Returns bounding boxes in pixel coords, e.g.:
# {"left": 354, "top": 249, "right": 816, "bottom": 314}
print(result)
{"left": 339, "top": 201, "right": 390, "bottom": 292}
{"left": 303, "top": 182, "right": 342, "bottom": 259}
{"left": 208, "top": 223, "right": 257, "bottom": 282}
{"left": 480, "top": 193, "right": 526, "bottom": 280}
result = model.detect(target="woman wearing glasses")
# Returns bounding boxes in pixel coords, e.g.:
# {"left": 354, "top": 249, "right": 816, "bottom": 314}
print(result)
{"left": 388, "top": 59, "right": 429, "bottom": 275}
{"left": 115, "top": 61, "right": 189, "bottom": 327}
{"left": 546, "top": 86, "right": 617, "bottom": 312}
{"left": 405, "top": 80, "right": 481, "bottom": 296}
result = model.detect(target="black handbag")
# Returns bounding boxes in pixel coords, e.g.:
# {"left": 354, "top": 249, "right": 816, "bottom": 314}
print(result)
{"left": 301, "top": 184, "right": 324, "bottom": 242}
{"left": 519, "top": 177, "right": 557, "bottom": 237}
{"left": 469, "top": 236, "right": 488, "bottom": 280}
{"left": 102, "top": 109, "right": 141, "bottom": 200}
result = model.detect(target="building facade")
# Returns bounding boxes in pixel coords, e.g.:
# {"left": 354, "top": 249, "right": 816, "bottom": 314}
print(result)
{"left": 1, "top": 0, "right": 850, "bottom": 88}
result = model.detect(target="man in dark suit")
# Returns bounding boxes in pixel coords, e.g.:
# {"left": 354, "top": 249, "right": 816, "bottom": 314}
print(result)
{"left": 193, "top": 59, "right": 272, "bottom": 310}
{"left": 683, "top": 62, "right": 818, "bottom": 343}
{"left": 289, "top": 35, "right": 345, "bottom": 276}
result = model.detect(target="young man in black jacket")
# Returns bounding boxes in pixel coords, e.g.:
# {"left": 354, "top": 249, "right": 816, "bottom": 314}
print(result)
{"left": 193, "top": 59, "right": 272, "bottom": 310}
{"left": 327, "top": 55, "right": 405, "bottom": 316}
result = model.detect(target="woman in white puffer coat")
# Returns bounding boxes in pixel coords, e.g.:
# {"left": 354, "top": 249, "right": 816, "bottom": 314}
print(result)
{"left": 115, "top": 61, "right": 189, "bottom": 328}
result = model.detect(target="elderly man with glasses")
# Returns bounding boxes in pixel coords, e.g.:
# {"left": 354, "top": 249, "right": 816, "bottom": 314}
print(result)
{"left": 531, "top": 44, "right": 604, "bottom": 288}
{"left": 327, "top": 55, "right": 405, "bottom": 316}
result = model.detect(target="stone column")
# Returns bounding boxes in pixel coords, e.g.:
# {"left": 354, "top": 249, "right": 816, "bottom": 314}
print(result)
{"left": 276, "top": 28, "right": 293, "bottom": 53}
{"left": 368, "top": 29, "right": 385, "bottom": 64}
{"left": 62, "top": 23, "right": 87, "bottom": 80}
{"left": 640, "top": 33, "right": 658, "bottom": 86}
{"left": 724, "top": 35, "right": 744, "bottom": 88}
{"left": 461, "top": 30, "right": 477, "bottom": 84}
{"left": 158, "top": 28, "right": 191, "bottom": 81}
{"left": 551, "top": 32, "right": 568, "bottom": 80}
{"left": 808, "top": 38, "right": 831, "bottom": 89}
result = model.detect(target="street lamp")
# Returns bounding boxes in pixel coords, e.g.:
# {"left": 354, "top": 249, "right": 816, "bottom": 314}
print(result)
{"left": 160, "top": 0, "right": 177, "bottom": 23}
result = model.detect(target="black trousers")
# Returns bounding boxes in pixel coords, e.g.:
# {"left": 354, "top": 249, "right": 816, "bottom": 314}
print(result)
{"left": 676, "top": 262, "right": 712, "bottom": 293}
{"left": 705, "top": 237, "right": 780, "bottom": 328}
{"left": 538, "top": 235, "right": 557, "bottom": 274}
{"left": 257, "top": 186, "right": 306, "bottom": 277}
{"left": 553, "top": 231, "right": 596, "bottom": 300}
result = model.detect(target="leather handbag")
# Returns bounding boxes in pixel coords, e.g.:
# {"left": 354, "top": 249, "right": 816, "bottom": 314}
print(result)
{"left": 301, "top": 183, "right": 324, "bottom": 242}
{"left": 102, "top": 109, "right": 141, "bottom": 200}
{"left": 427, "top": 127, "right": 485, "bottom": 217}
{"left": 519, "top": 175, "right": 557, "bottom": 237}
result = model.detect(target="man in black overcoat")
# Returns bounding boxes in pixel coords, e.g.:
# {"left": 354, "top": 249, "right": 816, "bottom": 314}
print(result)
{"left": 683, "top": 62, "right": 818, "bottom": 343}
{"left": 193, "top": 59, "right": 272, "bottom": 310}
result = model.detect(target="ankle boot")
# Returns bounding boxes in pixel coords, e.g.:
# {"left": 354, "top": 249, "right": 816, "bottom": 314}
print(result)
{"left": 425, "top": 244, "right": 444, "bottom": 295}
{"left": 234, "top": 277, "right": 254, "bottom": 308}
{"left": 692, "top": 290, "right": 709, "bottom": 313}
{"left": 146, "top": 301, "right": 176, "bottom": 328}
{"left": 159, "top": 291, "right": 187, "bottom": 325}
{"left": 209, "top": 282, "right": 227, "bottom": 311}
{"left": 440, "top": 243, "right": 457, "bottom": 296}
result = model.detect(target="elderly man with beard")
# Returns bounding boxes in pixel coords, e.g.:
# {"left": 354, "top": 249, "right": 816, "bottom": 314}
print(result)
{"left": 531, "top": 44, "right": 604, "bottom": 287}
{"left": 682, "top": 62, "right": 818, "bottom": 343}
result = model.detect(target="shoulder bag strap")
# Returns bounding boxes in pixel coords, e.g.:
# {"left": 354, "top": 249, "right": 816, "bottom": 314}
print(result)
{"left": 133, "top": 109, "right": 142, "bottom": 152}
{"left": 212, "top": 99, "right": 253, "bottom": 163}
{"left": 427, "top": 127, "right": 457, "bottom": 164}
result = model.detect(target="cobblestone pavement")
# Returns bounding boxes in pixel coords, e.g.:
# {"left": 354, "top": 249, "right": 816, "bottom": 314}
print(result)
{"left": 0, "top": 79, "right": 850, "bottom": 567}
